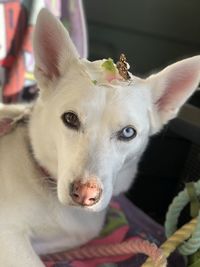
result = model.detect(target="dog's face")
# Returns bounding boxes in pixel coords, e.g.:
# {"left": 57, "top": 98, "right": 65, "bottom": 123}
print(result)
{"left": 31, "top": 67, "right": 151, "bottom": 211}
{"left": 30, "top": 9, "right": 200, "bottom": 211}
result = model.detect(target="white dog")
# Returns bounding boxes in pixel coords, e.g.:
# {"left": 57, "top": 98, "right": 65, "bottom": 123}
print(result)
{"left": 0, "top": 8, "right": 199, "bottom": 267}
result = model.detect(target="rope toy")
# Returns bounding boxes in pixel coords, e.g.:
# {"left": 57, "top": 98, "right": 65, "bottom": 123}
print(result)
{"left": 165, "top": 180, "right": 200, "bottom": 255}
{"left": 43, "top": 238, "right": 167, "bottom": 267}
{"left": 142, "top": 217, "right": 197, "bottom": 267}
{"left": 44, "top": 216, "right": 198, "bottom": 267}
{"left": 142, "top": 180, "right": 200, "bottom": 266}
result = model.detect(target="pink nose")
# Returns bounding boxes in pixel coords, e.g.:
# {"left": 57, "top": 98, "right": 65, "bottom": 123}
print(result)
{"left": 70, "top": 180, "right": 102, "bottom": 206}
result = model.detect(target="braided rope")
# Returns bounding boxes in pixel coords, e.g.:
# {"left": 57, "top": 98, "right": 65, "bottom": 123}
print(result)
{"left": 165, "top": 180, "right": 200, "bottom": 255}
{"left": 142, "top": 217, "right": 197, "bottom": 266}
{"left": 44, "top": 239, "right": 167, "bottom": 267}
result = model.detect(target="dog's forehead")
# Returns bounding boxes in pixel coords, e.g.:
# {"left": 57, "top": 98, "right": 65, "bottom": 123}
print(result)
{"left": 99, "top": 81, "right": 150, "bottom": 128}
{"left": 58, "top": 81, "right": 148, "bottom": 130}
{"left": 58, "top": 73, "right": 146, "bottom": 109}
{"left": 55, "top": 59, "right": 150, "bottom": 129}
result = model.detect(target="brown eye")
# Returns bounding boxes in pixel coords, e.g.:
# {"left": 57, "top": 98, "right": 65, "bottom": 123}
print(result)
{"left": 61, "top": 112, "right": 80, "bottom": 130}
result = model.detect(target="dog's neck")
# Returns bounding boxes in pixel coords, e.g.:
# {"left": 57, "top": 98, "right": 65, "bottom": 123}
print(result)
{"left": 0, "top": 114, "right": 55, "bottom": 183}
{"left": 28, "top": 142, "right": 56, "bottom": 182}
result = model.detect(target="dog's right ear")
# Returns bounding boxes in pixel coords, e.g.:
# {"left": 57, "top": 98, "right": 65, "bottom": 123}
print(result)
{"left": 147, "top": 56, "right": 200, "bottom": 134}
{"left": 33, "top": 8, "right": 80, "bottom": 88}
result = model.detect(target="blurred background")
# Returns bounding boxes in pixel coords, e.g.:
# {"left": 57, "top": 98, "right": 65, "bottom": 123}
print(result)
{"left": 84, "top": 0, "right": 200, "bottom": 75}
{"left": 83, "top": 0, "right": 200, "bottom": 224}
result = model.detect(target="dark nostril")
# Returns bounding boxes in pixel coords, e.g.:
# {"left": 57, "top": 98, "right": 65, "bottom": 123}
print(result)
{"left": 73, "top": 193, "right": 79, "bottom": 198}
{"left": 89, "top": 198, "right": 96, "bottom": 202}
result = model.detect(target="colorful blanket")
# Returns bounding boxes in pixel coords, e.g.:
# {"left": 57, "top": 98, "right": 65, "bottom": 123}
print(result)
{"left": 41, "top": 195, "right": 185, "bottom": 267}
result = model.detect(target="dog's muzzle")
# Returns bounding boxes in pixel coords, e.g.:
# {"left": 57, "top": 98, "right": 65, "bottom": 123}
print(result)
{"left": 70, "top": 179, "right": 102, "bottom": 206}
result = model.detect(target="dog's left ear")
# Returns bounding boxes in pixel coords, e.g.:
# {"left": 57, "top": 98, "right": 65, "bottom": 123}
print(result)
{"left": 33, "top": 8, "right": 80, "bottom": 88}
{"left": 147, "top": 56, "right": 200, "bottom": 134}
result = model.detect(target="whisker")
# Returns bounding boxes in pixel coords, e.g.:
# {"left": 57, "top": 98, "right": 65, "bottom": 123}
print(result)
{"left": 43, "top": 176, "right": 57, "bottom": 184}
{"left": 41, "top": 176, "right": 58, "bottom": 193}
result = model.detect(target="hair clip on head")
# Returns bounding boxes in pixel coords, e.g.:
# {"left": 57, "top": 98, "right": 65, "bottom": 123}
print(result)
{"left": 116, "top": 54, "right": 131, "bottom": 81}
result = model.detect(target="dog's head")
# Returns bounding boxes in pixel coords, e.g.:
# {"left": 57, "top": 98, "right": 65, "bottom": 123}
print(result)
{"left": 30, "top": 9, "right": 200, "bottom": 211}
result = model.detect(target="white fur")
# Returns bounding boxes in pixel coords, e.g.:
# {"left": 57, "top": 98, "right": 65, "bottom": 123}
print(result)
{"left": 0, "top": 8, "right": 200, "bottom": 266}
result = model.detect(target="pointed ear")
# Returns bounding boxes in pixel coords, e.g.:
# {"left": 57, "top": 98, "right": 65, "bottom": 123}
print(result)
{"left": 33, "top": 8, "right": 80, "bottom": 88}
{"left": 147, "top": 56, "right": 200, "bottom": 134}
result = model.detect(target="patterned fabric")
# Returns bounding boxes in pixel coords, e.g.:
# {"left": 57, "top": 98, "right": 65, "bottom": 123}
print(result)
{"left": 0, "top": 0, "right": 87, "bottom": 103}
{"left": 41, "top": 196, "right": 185, "bottom": 267}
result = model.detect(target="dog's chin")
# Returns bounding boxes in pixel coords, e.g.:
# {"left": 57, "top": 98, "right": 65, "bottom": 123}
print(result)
{"left": 73, "top": 196, "right": 112, "bottom": 212}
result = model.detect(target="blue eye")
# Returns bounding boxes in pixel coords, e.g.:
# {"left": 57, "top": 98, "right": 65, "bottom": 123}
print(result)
{"left": 117, "top": 126, "right": 137, "bottom": 141}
